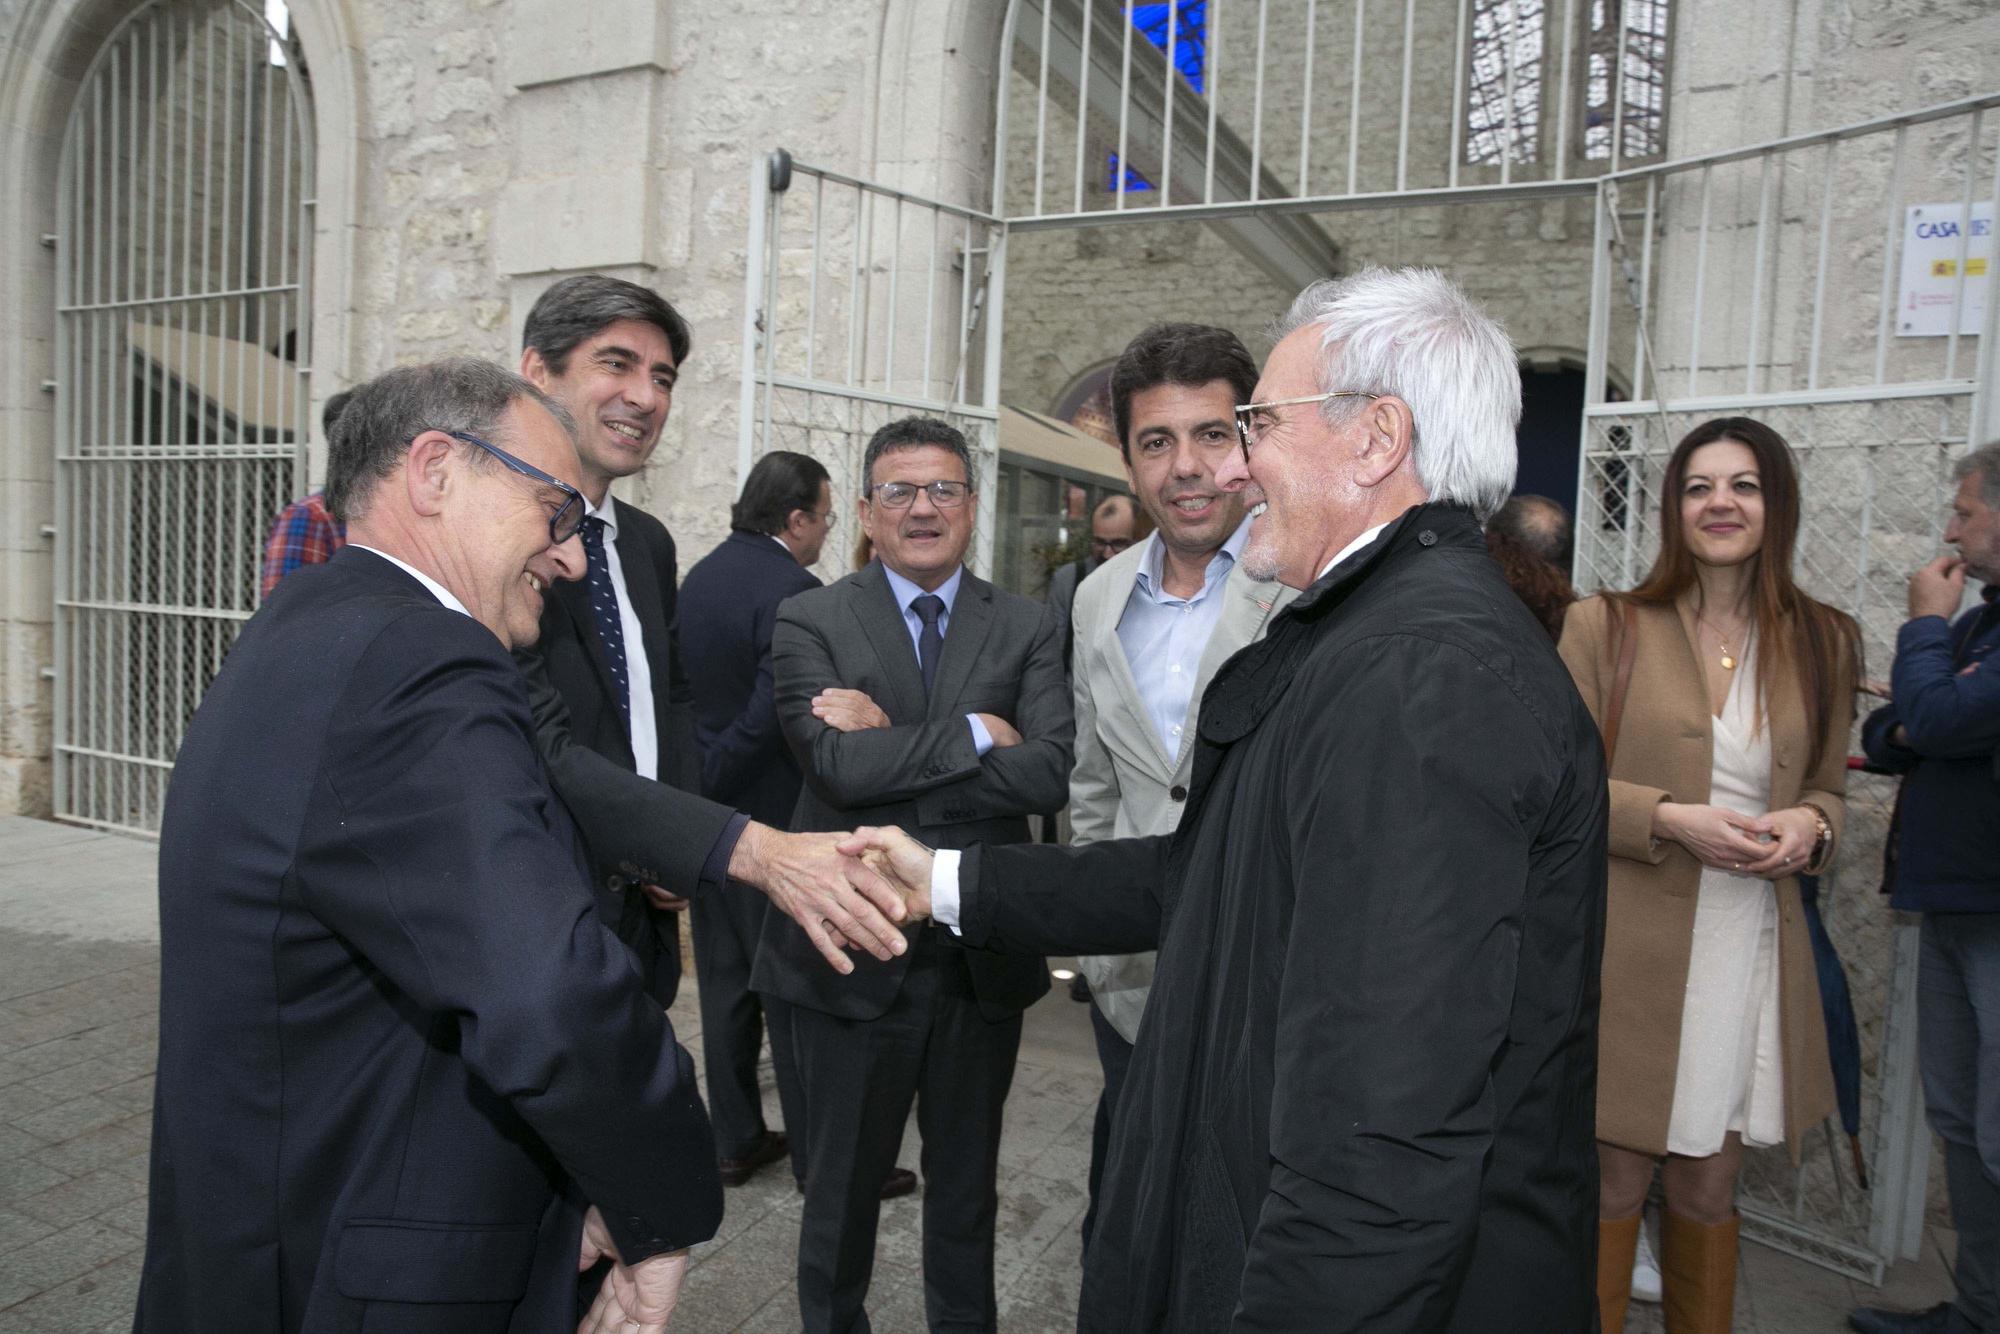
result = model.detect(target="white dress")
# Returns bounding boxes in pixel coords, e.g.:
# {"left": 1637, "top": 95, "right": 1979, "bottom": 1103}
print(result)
{"left": 1665, "top": 640, "right": 1788, "bottom": 1156}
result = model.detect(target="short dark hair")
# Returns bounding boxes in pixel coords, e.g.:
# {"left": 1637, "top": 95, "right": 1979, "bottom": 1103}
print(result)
{"left": 1109, "top": 323, "right": 1260, "bottom": 459}
{"left": 860, "top": 417, "right": 973, "bottom": 493}
{"left": 321, "top": 388, "right": 354, "bottom": 438}
{"left": 522, "top": 275, "right": 691, "bottom": 374}
{"left": 732, "top": 450, "right": 832, "bottom": 535}
{"left": 1487, "top": 494, "right": 1574, "bottom": 569}
{"left": 325, "top": 358, "right": 574, "bottom": 523}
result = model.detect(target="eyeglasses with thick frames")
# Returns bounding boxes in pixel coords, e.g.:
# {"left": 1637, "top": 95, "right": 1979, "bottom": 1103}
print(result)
{"left": 867, "top": 479, "right": 972, "bottom": 509}
{"left": 1090, "top": 535, "right": 1134, "bottom": 555}
{"left": 1233, "top": 391, "right": 1381, "bottom": 461}
{"left": 443, "top": 430, "right": 586, "bottom": 546}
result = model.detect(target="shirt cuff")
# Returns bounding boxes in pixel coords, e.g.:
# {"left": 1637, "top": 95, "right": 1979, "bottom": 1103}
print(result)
{"left": 701, "top": 813, "right": 752, "bottom": 893}
{"left": 966, "top": 714, "right": 994, "bottom": 756}
{"left": 931, "top": 849, "right": 964, "bottom": 936}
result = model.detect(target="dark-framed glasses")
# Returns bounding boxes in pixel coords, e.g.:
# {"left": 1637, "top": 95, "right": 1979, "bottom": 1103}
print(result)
{"left": 1233, "top": 391, "right": 1381, "bottom": 461}
{"left": 444, "top": 429, "right": 586, "bottom": 546}
{"left": 868, "top": 479, "right": 972, "bottom": 509}
{"left": 1090, "top": 535, "right": 1134, "bottom": 555}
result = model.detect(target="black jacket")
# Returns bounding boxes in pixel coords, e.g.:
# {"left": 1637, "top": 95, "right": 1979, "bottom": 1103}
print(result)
{"left": 678, "top": 530, "right": 822, "bottom": 821}
{"left": 756, "top": 561, "right": 1073, "bottom": 1023}
{"left": 514, "top": 499, "right": 713, "bottom": 1005}
{"left": 963, "top": 506, "right": 1606, "bottom": 1331}
{"left": 1861, "top": 586, "right": 2000, "bottom": 912}
{"left": 138, "top": 547, "right": 720, "bottom": 1333}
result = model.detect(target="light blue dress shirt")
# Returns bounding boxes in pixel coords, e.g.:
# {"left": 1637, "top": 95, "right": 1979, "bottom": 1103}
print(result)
{"left": 1115, "top": 516, "right": 1251, "bottom": 758}
{"left": 879, "top": 562, "right": 993, "bottom": 754}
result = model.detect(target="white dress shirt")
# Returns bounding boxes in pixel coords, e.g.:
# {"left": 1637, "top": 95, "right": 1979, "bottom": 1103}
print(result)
{"left": 351, "top": 545, "right": 471, "bottom": 616}
{"left": 587, "top": 494, "right": 659, "bottom": 782}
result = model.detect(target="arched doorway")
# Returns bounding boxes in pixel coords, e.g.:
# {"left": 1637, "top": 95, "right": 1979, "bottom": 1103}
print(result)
{"left": 54, "top": 0, "right": 314, "bottom": 834}
{"left": 1515, "top": 357, "right": 1589, "bottom": 517}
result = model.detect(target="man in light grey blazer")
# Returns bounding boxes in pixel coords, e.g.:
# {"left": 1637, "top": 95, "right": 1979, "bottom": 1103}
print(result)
{"left": 1068, "top": 323, "right": 1296, "bottom": 1255}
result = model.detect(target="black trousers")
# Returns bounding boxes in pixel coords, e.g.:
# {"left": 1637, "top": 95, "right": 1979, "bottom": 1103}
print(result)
{"left": 690, "top": 880, "right": 804, "bottom": 1180}
{"left": 1081, "top": 1001, "right": 1136, "bottom": 1258}
{"left": 790, "top": 928, "right": 1023, "bottom": 1334}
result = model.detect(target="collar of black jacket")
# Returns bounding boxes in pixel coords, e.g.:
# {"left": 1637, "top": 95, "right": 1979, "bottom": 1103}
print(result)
{"left": 1193, "top": 501, "right": 1483, "bottom": 749}
{"left": 1283, "top": 500, "right": 1486, "bottom": 621}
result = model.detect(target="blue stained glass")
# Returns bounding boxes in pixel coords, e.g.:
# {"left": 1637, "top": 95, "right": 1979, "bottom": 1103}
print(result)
{"left": 1131, "top": 1, "right": 1206, "bottom": 93}
{"left": 1106, "top": 152, "right": 1156, "bottom": 192}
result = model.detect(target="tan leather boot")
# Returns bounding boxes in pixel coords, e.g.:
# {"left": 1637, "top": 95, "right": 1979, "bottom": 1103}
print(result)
{"left": 1661, "top": 1209, "right": 1739, "bottom": 1333}
{"left": 1598, "top": 1212, "right": 1642, "bottom": 1334}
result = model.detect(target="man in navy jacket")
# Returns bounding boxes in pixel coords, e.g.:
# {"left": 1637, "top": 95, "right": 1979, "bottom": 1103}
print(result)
{"left": 1855, "top": 441, "right": 2000, "bottom": 1334}
{"left": 138, "top": 360, "right": 720, "bottom": 1333}
{"left": 678, "top": 450, "right": 828, "bottom": 1188}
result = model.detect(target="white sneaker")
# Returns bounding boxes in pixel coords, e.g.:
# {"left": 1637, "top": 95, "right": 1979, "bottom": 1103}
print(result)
{"left": 1631, "top": 1218, "right": 1663, "bottom": 1303}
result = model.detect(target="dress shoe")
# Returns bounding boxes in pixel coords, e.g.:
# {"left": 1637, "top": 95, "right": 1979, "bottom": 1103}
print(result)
{"left": 1849, "top": 1304, "right": 1974, "bottom": 1334}
{"left": 717, "top": 1129, "right": 790, "bottom": 1186}
{"left": 1068, "top": 974, "right": 1091, "bottom": 1003}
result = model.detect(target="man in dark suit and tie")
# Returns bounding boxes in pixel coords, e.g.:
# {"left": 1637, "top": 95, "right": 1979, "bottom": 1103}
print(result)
{"left": 138, "top": 358, "right": 719, "bottom": 1332}
{"left": 506, "top": 275, "right": 704, "bottom": 1007}
{"left": 760, "top": 416, "right": 1073, "bottom": 1332}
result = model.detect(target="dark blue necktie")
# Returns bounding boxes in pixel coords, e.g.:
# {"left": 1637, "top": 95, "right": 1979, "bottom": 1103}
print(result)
{"left": 912, "top": 594, "right": 945, "bottom": 700}
{"left": 579, "top": 516, "right": 631, "bottom": 735}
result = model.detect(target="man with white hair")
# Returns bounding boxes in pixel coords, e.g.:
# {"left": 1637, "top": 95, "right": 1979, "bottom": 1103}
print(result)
{"left": 849, "top": 267, "right": 1607, "bottom": 1330}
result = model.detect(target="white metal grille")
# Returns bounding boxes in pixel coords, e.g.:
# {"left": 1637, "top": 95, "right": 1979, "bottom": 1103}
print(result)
{"left": 736, "top": 154, "right": 1006, "bottom": 585}
{"left": 54, "top": 0, "right": 314, "bottom": 836}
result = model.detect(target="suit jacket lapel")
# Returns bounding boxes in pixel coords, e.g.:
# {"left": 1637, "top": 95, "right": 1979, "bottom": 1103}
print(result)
{"left": 928, "top": 571, "right": 994, "bottom": 720}
{"left": 851, "top": 563, "right": 928, "bottom": 721}
{"left": 612, "top": 504, "right": 671, "bottom": 742}
{"left": 552, "top": 575, "right": 623, "bottom": 710}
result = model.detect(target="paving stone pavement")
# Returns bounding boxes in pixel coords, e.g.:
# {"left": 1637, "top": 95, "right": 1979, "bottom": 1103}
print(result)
{"left": 0, "top": 814, "right": 1957, "bottom": 1332}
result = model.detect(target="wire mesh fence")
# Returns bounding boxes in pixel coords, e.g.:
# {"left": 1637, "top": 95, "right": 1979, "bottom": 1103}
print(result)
{"left": 1574, "top": 392, "right": 1970, "bottom": 1279}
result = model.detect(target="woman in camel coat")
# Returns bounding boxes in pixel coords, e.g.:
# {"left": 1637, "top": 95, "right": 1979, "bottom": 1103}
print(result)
{"left": 1559, "top": 417, "right": 1858, "bottom": 1333}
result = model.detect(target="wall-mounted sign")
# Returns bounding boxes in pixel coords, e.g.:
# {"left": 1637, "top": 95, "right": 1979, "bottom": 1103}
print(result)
{"left": 1897, "top": 202, "right": 1991, "bottom": 337}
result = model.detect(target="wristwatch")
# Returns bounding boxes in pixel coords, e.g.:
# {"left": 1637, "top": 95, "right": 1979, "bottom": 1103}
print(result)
{"left": 1799, "top": 802, "right": 1833, "bottom": 871}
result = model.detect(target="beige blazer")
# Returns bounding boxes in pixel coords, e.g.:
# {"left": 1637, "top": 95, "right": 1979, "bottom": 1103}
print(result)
{"left": 1558, "top": 594, "right": 1853, "bottom": 1157}
{"left": 1067, "top": 533, "right": 1296, "bottom": 1041}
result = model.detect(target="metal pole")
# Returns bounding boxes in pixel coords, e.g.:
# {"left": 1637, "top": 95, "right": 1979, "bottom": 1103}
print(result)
{"left": 1160, "top": 0, "right": 1176, "bottom": 201}
{"left": 1116, "top": 2, "right": 1133, "bottom": 210}
{"left": 1297, "top": 0, "right": 1317, "bottom": 195}
{"left": 1204, "top": 0, "right": 1221, "bottom": 204}
{"left": 1398, "top": 0, "right": 1424, "bottom": 184}
{"left": 1873, "top": 125, "right": 1907, "bottom": 386}
{"left": 1746, "top": 151, "right": 1774, "bottom": 395}
{"left": 1249, "top": 0, "right": 1269, "bottom": 201}
{"left": 1555, "top": 0, "right": 1579, "bottom": 180}
{"left": 1944, "top": 110, "right": 1981, "bottom": 380}
{"left": 1074, "top": 0, "right": 1094, "bottom": 213}
{"left": 1688, "top": 164, "right": 1713, "bottom": 397}
{"left": 1448, "top": 0, "right": 1468, "bottom": 190}
{"left": 1034, "top": 0, "right": 1051, "bottom": 216}
{"left": 1806, "top": 138, "right": 1837, "bottom": 392}
{"left": 735, "top": 156, "right": 770, "bottom": 487}
{"left": 1347, "top": 0, "right": 1366, "bottom": 196}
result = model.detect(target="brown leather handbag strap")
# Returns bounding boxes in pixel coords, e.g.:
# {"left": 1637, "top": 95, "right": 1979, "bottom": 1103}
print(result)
{"left": 1601, "top": 600, "right": 1639, "bottom": 766}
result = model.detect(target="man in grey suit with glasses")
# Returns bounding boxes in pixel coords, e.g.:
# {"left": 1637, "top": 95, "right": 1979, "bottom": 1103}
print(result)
{"left": 759, "top": 416, "right": 1073, "bottom": 1333}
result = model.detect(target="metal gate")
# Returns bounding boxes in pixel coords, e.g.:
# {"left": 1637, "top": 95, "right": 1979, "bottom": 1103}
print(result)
{"left": 1576, "top": 92, "right": 2000, "bottom": 1281}
{"left": 53, "top": 0, "right": 314, "bottom": 836}
{"left": 958, "top": 0, "right": 1991, "bottom": 1286}
{"left": 736, "top": 152, "right": 1008, "bottom": 584}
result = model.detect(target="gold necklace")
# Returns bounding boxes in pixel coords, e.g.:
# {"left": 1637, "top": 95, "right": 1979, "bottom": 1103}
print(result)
{"left": 1699, "top": 613, "right": 1748, "bottom": 671}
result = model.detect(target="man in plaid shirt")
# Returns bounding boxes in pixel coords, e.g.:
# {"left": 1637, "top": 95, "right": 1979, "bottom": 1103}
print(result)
{"left": 260, "top": 390, "right": 352, "bottom": 599}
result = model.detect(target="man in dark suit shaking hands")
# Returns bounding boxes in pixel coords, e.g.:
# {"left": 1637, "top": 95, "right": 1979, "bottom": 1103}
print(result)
{"left": 138, "top": 359, "right": 719, "bottom": 1332}
{"left": 510, "top": 276, "right": 913, "bottom": 995}
{"left": 760, "top": 417, "right": 1074, "bottom": 1332}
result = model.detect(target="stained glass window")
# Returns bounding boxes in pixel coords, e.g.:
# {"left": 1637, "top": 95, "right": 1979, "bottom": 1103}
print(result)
{"left": 1580, "top": 0, "right": 1671, "bottom": 161}
{"left": 1106, "top": 152, "right": 1157, "bottom": 193}
{"left": 1465, "top": 0, "right": 1546, "bottom": 166}
{"left": 1131, "top": 1, "right": 1208, "bottom": 93}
